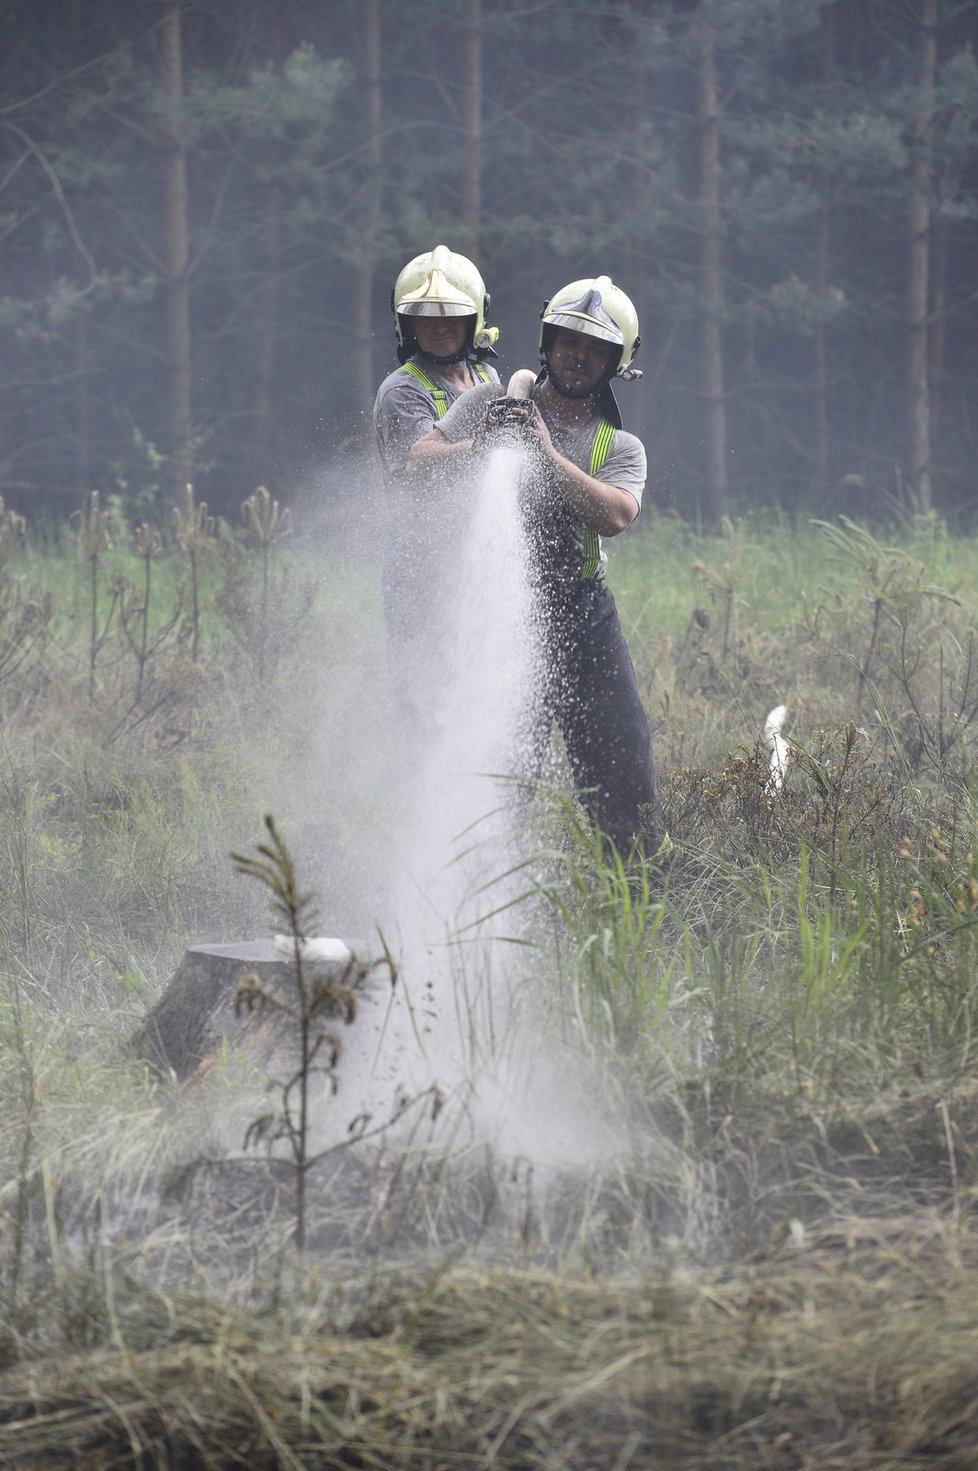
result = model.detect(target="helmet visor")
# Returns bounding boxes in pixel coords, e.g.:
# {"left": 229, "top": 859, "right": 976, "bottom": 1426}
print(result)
{"left": 543, "top": 286, "right": 623, "bottom": 346}
{"left": 398, "top": 300, "right": 475, "bottom": 318}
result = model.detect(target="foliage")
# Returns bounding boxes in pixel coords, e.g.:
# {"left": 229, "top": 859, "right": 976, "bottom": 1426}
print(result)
{"left": 0, "top": 513, "right": 978, "bottom": 1462}
{"left": 7, "top": 1242, "right": 978, "bottom": 1467}
{"left": 2, "top": 1, "right": 978, "bottom": 518}
{"left": 231, "top": 816, "right": 393, "bottom": 1261}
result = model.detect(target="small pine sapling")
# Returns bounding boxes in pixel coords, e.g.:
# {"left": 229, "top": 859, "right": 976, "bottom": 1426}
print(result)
{"left": 72, "top": 491, "right": 116, "bottom": 700}
{"left": 239, "top": 486, "right": 292, "bottom": 682}
{"left": 231, "top": 815, "right": 395, "bottom": 1261}
{"left": 172, "top": 483, "right": 216, "bottom": 663}
{"left": 117, "top": 523, "right": 183, "bottom": 705}
{"left": 0, "top": 500, "right": 50, "bottom": 687}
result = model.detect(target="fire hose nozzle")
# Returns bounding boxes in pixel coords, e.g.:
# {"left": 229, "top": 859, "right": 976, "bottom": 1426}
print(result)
{"left": 481, "top": 367, "right": 539, "bottom": 439}
{"left": 484, "top": 396, "right": 535, "bottom": 435}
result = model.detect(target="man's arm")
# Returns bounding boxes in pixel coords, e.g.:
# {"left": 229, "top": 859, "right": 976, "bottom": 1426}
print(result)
{"left": 524, "top": 412, "right": 640, "bottom": 536}
{"left": 405, "top": 424, "right": 476, "bottom": 479}
{"left": 374, "top": 376, "right": 443, "bottom": 479}
{"left": 405, "top": 380, "right": 501, "bottom": 479}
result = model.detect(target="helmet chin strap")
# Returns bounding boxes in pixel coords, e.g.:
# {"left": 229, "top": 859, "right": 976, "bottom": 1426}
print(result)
{"left": 419, "top": 345, "right": 471, "bottom": 367}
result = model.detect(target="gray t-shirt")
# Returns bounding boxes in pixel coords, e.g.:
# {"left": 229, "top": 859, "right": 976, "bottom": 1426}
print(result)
{"left": 435, "top": 378, "right": 647, "bottom": 587}
{"left": 373, "top": 356, "right": 500, "bottom": 626}
{"left": 373, "top": 357, "right": 499, "bottom": 480}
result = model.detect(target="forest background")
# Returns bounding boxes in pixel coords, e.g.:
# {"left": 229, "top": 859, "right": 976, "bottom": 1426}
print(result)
{"left": 4, "top": 0, "right": 977, "bottom": 533}
{"left": 7, "top": 5, "right": 978, "bottom": 1463}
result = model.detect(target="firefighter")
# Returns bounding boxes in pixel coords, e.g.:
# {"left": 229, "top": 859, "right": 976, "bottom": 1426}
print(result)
{"left": 374, "top": 245, "right": 500, "bottom": 745}
{"left": 409, "top": 275, "right": 669, "bottom": 862}
{"left": 374, "top": 244, "right": 499, "bottom": 481}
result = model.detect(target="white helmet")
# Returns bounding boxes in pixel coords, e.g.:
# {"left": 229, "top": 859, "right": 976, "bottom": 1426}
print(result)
{"left": 392, "top": 244, "right": 498, "bottom": 364}
{"left": 539, "top": 275, "right": 642, "bottom": 379}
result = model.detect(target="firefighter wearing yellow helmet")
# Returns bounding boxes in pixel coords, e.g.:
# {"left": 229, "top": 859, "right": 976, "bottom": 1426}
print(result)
{"left": 538, "top": 275, "right": 642, "bottom": 428}
{"left": 408, "top": 272, "right": 670, "bottom": 866}
{"left": 391, "top": 244, "right": 498, "bottom": 367}
{"left": 375, "top": 245, "right": 500, "bottom": 479}
{"left": 374, "top": 245, "right": 501, "bottom": 748}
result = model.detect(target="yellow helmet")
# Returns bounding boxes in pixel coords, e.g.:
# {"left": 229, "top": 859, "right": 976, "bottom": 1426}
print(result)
{"left": 391, "top": 244, "right": 498, "bottom": 364}
{"left": 539, "top": 275, "right": 642, "bottom": 379}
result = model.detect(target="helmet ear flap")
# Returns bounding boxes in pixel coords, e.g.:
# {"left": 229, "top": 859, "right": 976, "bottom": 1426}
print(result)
{"left": 395, "top": 323, "right": 416, "bottom": 365}
{"left": 392, "top": 285, "right": 411, "bottom": 362}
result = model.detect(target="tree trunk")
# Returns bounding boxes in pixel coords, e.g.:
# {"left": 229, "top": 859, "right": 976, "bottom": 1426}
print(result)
{"left": 624, "top": 0, "right": 652, "bottom": 449}
{"left": 459, "top": 0, "right": 482, "bottom": 252}
{"left": 929, "top": 185, "right": 949, "bottom": 467}
{"left": 354, "top": 0, "right": 382, "bottom": 422}
{"left": 812, "top": 2, "right": 836, "bottom": 502}
{"left": 159, "top": 0, "right": 193, "bottom": 507}
{"left": 74, "top": 308, "right": 90, "bottom": 501}
{"left": 254, "top": 185, "right": 281, "bottom": 490}
{"left": 907, "top": 0, "right": 938, "bottom": 516}
{"left": 695, "top": 2, "right": 727, "bottom": 526}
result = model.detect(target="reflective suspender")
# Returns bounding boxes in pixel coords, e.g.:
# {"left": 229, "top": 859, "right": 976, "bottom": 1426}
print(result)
{"left": 581, "top": 418, "right": 615, "bottom": 581}
{"left": 399, "top": 359, "right": 492, "bottom": 420}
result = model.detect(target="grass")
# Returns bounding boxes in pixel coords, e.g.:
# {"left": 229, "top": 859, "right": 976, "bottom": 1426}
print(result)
{"left": 610, "top": 511, "right": 854, "bottom": 640}
{"left": 2, "top": 505, "right": 978, "bottom": 1464}
{"left": 3, "top": 1231, "right": 978, "bottom": 1468}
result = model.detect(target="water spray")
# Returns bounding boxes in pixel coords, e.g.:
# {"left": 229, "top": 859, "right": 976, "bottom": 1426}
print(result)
{"left": 323, "top": 369, "right": 573, "bottom": 1158}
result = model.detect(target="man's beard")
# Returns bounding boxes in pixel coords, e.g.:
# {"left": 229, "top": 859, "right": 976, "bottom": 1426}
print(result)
{"left": 548, "top": 364, "right": 599, "bottom": 400}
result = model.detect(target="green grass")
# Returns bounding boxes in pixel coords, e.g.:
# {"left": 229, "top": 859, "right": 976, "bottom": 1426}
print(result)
{"left": 610, "top": 511, "right": 852, "bottom": 639}
{"left": 2, "top": 509, "right": 978, "bottom": 1465}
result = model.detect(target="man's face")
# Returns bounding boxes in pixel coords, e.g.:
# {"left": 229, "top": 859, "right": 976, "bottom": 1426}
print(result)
{"left": 412, "top": 314, "right": 473, "bottom": 359}
{"left": 547, "top": 326, "right": 617, "bottom": 399}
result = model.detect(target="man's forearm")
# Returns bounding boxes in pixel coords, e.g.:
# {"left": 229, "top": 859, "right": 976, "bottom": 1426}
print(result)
{"left": 405, "top": 428, "right": 475, "bottom": 479}
{"left": 546, "top": 448, "right": 639, "bottom": 535}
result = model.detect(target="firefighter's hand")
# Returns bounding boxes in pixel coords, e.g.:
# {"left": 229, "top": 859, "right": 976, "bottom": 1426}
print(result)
{"left": 522, "top": 403, "right": 554, "bottom": 456}
{"left": 472, "top": 402, "right": 500, "bottom": 451}
{"left": 477, "top": 397, "right": 532, "bottom": 448}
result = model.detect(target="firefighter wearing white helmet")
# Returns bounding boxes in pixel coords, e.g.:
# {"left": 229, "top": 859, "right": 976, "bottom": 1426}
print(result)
{"left": 539, "top": 275, "right": 642, "bottom": 429}
{"left": 375, "top": 245, "right": 500, "bottom": 480}
{"left": 374, "top": 245, "right": 501, "bottom": 750}
{"left": 408, "top": 271, "right": 670, "bottom": 866}
{"left": 391, "top": 244, "right": 498, "bottom": 367}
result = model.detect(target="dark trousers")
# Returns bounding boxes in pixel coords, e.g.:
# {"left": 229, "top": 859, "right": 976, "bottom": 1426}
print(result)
{"left": 533, "top": 579, "right": 665, "bottom": 856}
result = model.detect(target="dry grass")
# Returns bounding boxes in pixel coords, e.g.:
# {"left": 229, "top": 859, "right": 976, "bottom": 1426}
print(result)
{"left": 4, "top": 516, "right": 978, "bottom": 1467}
{"left": 1, "top": 1224, "right": 977, "bottom": 1470}
{"left": 2, "top": 1071, "right": 977, "bottom": 1468}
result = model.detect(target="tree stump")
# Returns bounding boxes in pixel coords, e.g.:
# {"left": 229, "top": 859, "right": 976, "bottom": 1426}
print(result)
{"left": 132, "top": 939, "right": 386, "bottom": 1086}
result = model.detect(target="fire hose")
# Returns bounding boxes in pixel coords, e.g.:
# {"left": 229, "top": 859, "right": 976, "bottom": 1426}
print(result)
{"left": 482, "top": 368, "right": 538, "bottom": 438}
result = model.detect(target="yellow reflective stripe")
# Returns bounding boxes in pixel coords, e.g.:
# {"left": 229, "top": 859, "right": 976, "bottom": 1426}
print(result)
{"left": 581, "top": 529, "right": 602, "bottom": 580}
{"left": 400, "top": 359, "right": 492, "bottom": 414}
{"left": 589, "top": 418, "right": 615, "bottom": 477}
{"left": 399, "top": 360, "right": 437, "bottom": 391}
{"left": 399, "top": 360, "right": 449, "bottom": 418}
{"left": 582, "top": 418, "right": 615, "bottom": 580}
